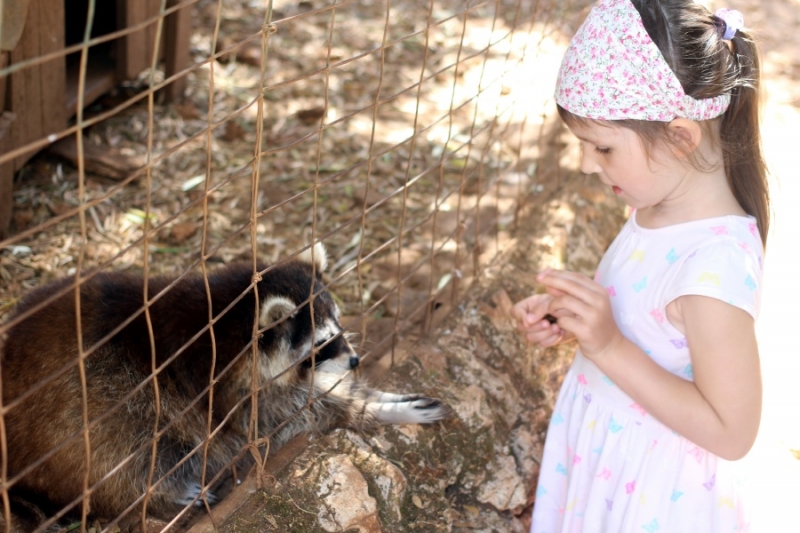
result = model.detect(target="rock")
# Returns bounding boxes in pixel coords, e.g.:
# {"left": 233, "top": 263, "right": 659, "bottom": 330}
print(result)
{"left": 448, "top": 345, "right": 523, "bottom": 427}
{"left": 451, "top": 384, "right": 494, "bottom": 430}
{"left": 343, "top": 430, "right": 409, "bottom": 523}
{"left": 510, "top": 424, "right": 542, "bottom": 490}
{"left": 316, "top": 454, "right": 382, "bottom": 533}
{"left": 476, "top": 453, "right": 528, "bottom": 514}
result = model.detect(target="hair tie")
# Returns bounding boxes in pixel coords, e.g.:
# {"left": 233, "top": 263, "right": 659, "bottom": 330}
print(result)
{"left": 714, "top": 8, "right": 744, "bottom": 40}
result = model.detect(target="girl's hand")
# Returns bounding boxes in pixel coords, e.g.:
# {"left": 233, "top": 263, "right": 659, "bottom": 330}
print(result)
{"left": 537, "top": 269, "right": 624, "bottom": 359}
{"left": 510, "top": 293, "right": 571, "bottom": 347}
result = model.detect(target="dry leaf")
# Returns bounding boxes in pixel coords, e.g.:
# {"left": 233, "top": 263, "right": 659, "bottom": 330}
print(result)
{"left": 48, "top": 202, "right": 73, "bottom": 216}
{"left": 170, "top": 222, "right": 199, "bottom": 243}
{"left": 411, "top": 494, "right": 424, "bottom": 508}
{"left": 463, "top": 504, "right": 480, "bottom": 517}
{"left": 12, "top": 209, "right": 34, "bottom": 227}
{"left": 222, "top": 120, "right": 247, "bottom": 142}
{"left": 296, "top": 107, "right": 326, "bottom": 125}
{"left": 239, "top": 45, "right": 262, "bottom": 67}
{"left": 174, "top": 102, "right": 201, "bottom": 120}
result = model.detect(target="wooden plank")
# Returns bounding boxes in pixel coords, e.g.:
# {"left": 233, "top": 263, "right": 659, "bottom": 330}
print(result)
{"left": 118, "top": 0, "right": 149, "bottom": 79}
{"left": 0, "top": 53, "right": 8, "bottom": 113}
{"left": 37, "top": 0, "right": 66, "bottom": 137}
{"left": 8, "top": 0, "right": 43, "bottom": 171}
{"left": 147, "top": 0, "right": 162, "bottom": 66}
{"left": 0, "top": 0, "right": 32, "bottom": 52}
{"left": 65, "top": 57, "right": 116, "bottom": 115}
{"left": 47, "top": 134, "right": 144, "bottom": 181}
{"left": 0, "top": 112, "right": 16, "bottom": 241}
{"left": 163, "top": 0, "right": 192, "bottom": 102}
{"left": 183, "top": 434, "right": 312, "bottom": 533}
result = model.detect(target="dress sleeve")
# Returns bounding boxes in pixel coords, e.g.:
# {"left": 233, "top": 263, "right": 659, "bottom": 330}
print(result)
{"left": 665, "top": 238, "right": 762, "bottom": 320}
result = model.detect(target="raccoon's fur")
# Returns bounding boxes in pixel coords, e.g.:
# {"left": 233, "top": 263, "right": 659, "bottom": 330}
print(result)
{"left": 0, "top": 244, "right": 449, "bottom": 522}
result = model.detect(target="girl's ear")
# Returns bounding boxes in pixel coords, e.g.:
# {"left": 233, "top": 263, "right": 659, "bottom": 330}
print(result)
{"left": 666, "top": 118, "right": 703, "bottom": 158}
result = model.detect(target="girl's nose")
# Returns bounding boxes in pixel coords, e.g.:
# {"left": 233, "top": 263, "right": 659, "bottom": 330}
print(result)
{"left": 580, "top": 148, "right": 602, "bottom": 175}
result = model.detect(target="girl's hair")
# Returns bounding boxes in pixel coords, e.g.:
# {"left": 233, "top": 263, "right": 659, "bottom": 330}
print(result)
{"left": 559, "top": 0, "right": 769, "bottom": 244}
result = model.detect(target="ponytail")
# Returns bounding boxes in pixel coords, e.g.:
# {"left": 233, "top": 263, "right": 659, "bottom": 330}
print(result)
{"left": 718, "top": 31, "right": 769, "bottom": 245}
{"left": 632, "top": 0, "right": 770, "bottom": 245}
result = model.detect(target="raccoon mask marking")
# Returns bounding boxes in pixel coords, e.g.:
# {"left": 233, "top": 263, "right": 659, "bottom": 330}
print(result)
{"left": 0, "top": 242, "right": 449, "bottom": 521}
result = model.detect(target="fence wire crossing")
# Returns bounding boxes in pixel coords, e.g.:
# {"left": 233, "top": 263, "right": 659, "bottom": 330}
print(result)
{"left": 0, "top": 0, "right": 573, "bottom": 531}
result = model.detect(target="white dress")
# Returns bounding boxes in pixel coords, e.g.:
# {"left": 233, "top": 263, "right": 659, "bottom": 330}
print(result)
{"left": 530, "top": 213, "right": 763, "bottom": 532}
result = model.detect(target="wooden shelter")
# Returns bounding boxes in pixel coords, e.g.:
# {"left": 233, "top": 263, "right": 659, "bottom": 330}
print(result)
{"left": 0, "top": 0, "right": 192, "bottom": 239}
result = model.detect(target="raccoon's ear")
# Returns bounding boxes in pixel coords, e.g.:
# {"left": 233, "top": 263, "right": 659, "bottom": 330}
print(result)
{"left": 259, "top": 296, "right": 298, "bottom": 329}
{"left": 298, "top": 241, "right": 328, "bottom": 272}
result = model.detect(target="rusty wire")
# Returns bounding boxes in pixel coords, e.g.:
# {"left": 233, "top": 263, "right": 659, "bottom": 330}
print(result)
{"left": 0, "top": 0, "right": 568, "bottom": 530}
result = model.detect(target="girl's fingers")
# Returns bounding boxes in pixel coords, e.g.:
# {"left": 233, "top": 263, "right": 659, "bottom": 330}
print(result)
{"left": 511, "top": 294, "right": 554, "bottom": 328}
{"left": 544, "top": 287, "right": 567, "bottom": 298}
{"left": 527, "top": 329, "right": 563, "bottom": 346}
{"left": 540, "top": 328, "right": 566, "bottom": 346}
{"left": 550, "top": 313, "right": 583, "bottom": 337}
{"left": 519, "top": 319, "right": 556, "bottom": 336}
{"left": 538, "top": 270, "right": 604, "bottom": 297}
{"left": 549, "top": 293, "right": 593, "bottom": 322}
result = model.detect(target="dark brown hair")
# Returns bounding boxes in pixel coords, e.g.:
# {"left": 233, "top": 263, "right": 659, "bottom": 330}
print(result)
{"left": 559, "top": 0, "right": 769, "bottom": 244}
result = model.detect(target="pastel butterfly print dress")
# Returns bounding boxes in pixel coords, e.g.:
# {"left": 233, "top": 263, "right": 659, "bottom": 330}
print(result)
{"left": 531, "top": 213, "right": 763, "bottom": 533}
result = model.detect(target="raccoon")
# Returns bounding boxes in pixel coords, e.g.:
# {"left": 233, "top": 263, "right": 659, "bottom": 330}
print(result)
{"left": 0, "top": 243, "right": 449, "bottom": 522}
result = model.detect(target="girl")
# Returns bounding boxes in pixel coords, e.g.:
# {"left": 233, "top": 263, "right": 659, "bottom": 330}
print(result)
{"left": 512, "top": 0, "right": 768, "bottom": 531}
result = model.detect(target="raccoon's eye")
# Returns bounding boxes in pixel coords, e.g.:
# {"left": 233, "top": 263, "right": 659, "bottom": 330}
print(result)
{"left": 312, "top": 335, "right": 340, "bottom": 365}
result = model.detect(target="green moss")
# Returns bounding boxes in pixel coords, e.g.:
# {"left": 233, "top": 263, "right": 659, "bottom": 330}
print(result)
{"left": 245, "top": 491, "right": 322, "bottom": 533}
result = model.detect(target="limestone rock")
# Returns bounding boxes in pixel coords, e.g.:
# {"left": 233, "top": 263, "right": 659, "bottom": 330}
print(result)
{"left": 451, "top": 383, "right": 494, "bottom": 430}
{"left": 345, "top": 431, "right": 409, "bottom": 523}
{"left": 476, "top": 453, "right": 528, "bottom": 514}
{"left": 316, "top": 454, "right": 382, "bottom": 533}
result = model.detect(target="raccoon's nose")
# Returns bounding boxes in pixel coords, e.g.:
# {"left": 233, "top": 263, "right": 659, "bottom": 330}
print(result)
{"left": 349, "top": 356, "right": 360, "bottom": 369}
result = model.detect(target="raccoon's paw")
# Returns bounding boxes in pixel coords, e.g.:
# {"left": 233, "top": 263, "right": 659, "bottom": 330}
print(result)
{"left": 369, "top": 396, "right": 451, "bottom": 425}
{"left": 410, "top": 397, "right": 451, "bottom": 422}
{"left": 175, "top": 482, "right": 219, "bottom": 508}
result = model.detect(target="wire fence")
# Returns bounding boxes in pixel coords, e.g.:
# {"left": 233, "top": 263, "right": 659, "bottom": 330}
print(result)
{"left": 0, "top": 0, "right": 581, "bottom": 530}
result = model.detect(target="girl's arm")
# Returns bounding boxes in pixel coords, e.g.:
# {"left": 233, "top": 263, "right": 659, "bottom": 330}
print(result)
{"left": 539, "top": 269, "right": 762, "bottom": 461}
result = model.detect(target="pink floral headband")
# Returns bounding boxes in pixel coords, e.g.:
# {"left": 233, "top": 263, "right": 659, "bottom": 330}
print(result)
{"left": 555, "top": 0, "right": 737, "bottom": 122}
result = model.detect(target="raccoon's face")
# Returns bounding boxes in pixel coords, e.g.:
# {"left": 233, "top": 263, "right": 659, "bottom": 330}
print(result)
{"left": 256, "top": 244, "right": 359, "bottom": 386}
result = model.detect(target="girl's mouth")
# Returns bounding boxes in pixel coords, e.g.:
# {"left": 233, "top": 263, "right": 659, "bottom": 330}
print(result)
{"left": 612, "top": 186, "right": 622, "bottom": 195}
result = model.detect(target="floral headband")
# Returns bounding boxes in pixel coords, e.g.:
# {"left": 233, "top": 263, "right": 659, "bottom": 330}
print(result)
{"left": 555, "top": 0, "right": 742, "bottom": 122}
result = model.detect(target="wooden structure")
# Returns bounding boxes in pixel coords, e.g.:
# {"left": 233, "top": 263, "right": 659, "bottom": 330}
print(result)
{"left": 0, "top": 0, "right": 193, "bottom": 240}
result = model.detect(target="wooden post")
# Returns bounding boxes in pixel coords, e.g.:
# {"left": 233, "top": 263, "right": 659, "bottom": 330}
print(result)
{"left": 117, "top": 0, "right": 151, "bottom": 80}
{"left": 0, "top": 52, "right": 8, "bottom": 118}
{"left": 163, "top": 0, "right": 192, "bottom": 102}
{"left": 7, "top": 0, "right": 65, "bottom": 170}
{"left": 7, "top": 0, "right": 42, "bottom": 170}
{"left": 37, "top": 0, "right": 66, "bottom": 137}
{"left": 1, "top": 0, "right": 66, "bottom": 238}
{"left": 0, "top": 112, "right": 15, "bottom": 241}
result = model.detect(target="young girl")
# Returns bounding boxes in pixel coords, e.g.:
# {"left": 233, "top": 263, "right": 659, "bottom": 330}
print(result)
{"left": 512, "top": 0, "right": 768, "bottom": 531}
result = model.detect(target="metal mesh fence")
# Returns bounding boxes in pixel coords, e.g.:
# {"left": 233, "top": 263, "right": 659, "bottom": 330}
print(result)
{"left": 0, "top": 0, "right": 583, "bottom": 530}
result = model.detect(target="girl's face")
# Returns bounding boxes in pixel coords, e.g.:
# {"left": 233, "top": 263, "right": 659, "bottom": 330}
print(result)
{"left": 567, "top": 120, "right": 684, "bottom": 210}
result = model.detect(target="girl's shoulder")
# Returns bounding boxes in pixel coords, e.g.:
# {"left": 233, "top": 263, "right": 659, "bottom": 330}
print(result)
{"left": 626, "top": 212, "right": 762, "bottom": 251}
{"left": 632, "top": 214, "right": 765, "bottom": 319}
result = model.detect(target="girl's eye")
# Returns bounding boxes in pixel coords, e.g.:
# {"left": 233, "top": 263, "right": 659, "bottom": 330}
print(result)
{"left": 595, "top": 147, "right": 611, "bottom": 155}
